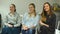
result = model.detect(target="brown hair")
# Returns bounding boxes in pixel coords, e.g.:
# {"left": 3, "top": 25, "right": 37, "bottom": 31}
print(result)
{"left": 41, "top": 2, "right": 53, "bottom": 22}
{"left": 29, "top": 3, "right": 36, "bottom": 16}
{"left": 11, "top": 4, "right": 16, "bottom": 12}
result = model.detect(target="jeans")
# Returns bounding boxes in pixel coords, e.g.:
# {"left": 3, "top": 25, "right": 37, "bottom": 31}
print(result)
{"left": 1, "top": 26, "right": 20, "bottom": 34}
{"left": 22, "top": 28, "right": 35, "bottom": 34}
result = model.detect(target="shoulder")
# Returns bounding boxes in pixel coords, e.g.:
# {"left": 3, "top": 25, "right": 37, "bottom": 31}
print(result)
{"left": 36, "top": 14, "right": 41, "bottom": 17}
{"left": 24, "top": 13, "right": 28, "bottom": 15}
{"left": 36, "top": 14, "right": 41, "bottom": 19}
{"left": 15, "top": 12, "right": 19, "bottom": 15}
{"left": 5, "top": 13, "right": 10, "bottom": 17}
{"left": 51, "top": 13, "right": 56, "bottom": 19}
{"left": 52, "top": 13, "right": 56, "bottom": 17}
{"left": 15, "top": 12, "right": 20, "bottom": 17}
{"left": 23, "top": 13, "right": 28, "bottom": 16}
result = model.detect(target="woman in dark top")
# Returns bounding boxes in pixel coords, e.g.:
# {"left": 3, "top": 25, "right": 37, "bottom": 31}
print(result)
{"left": 39, "top": 2, "right": 56, "bottom": 34}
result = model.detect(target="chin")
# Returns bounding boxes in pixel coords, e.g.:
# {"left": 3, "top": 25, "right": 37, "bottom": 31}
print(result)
{"left": 45, "top": 10, "right": 49, "bottom": 12}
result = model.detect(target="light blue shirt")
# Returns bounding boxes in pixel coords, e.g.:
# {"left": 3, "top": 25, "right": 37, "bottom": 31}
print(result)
{"left": 4, "top": 12, "right": 21, "bottom": 27}
{"left": 22, "top": 13, "right": 40, "bottom": 28}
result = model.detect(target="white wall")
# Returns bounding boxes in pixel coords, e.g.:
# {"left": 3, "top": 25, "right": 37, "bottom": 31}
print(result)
{"left": 0, "top": 0, "right": 55, "bottom": 20}
{"left": 55, "top": 0, "right": 60, "bottom": 5}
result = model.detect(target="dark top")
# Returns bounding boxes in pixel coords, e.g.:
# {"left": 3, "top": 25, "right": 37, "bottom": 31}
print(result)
{"left": 0, "top": 14, "right": 1, "bottom": 27}
{"left": 44, "top": 13, "right": 56, "bottom": 32}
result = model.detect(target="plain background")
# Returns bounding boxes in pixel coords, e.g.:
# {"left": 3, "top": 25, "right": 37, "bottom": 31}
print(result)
{"left": 0, "top": 0, "right": 55, "bottom": 19}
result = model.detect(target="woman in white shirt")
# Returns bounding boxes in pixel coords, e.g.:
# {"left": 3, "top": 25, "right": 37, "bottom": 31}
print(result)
{"left": 22, "top": 3, "right": 40, "bottom": 34}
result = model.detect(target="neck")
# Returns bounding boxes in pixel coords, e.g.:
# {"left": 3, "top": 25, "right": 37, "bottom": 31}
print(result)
{"left": 10, "top": 11, "right": 15, "bottom": 15}
{"left": 29, "top": 11, "right": 35, "bottom": 17}
{"left": 46, "top": 11, "right": 50, "bottom": 15}
{"left": 29, "top": 11, "right": 34, "bottom": 15}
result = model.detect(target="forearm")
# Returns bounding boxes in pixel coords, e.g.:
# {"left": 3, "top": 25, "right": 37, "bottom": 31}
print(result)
{"left": 4, "top": 23, "right": 10, "bottom": 26}
{"left": 40, "top": 20, "right": 48, "bottom": 26}
{"left": 13, "top": 23, "right": 21, "bottom": 27}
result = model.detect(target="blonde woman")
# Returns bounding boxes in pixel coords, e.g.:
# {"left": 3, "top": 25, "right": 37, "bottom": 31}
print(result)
{"left": 22, "top": 3, "right": 40, "bottom": 34}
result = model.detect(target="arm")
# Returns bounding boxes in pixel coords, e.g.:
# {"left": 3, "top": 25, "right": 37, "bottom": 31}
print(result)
{"left": 49, "top": 14, "right": 56, "bottom": 31}
{"left": 22, "top": 14, "right": 26, "bottom": 25}
{"left": 39, "top": 15, "right": 49, "bottom": 27}
{"left": 22, "top": 13, "right": 28, "bottom": 30}
{"left": 34, "top": 15, "right": 40, "bottom": 27}
{"left": 40, "top": 20, "right": 49, "bottom": 27}
{"left": 32, "top": 15, "right": 41, "bottom": 28}
{"left": 4, "top": 16, "right": 9, "bottom": 26}
{"left": 4, "top": 16, "right": 13, "bottom": 27}
{"left": 14, "top": 14, "right": 21, "bottom": 27}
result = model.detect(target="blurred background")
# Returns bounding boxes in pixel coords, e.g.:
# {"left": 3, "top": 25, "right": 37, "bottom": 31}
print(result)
{"left": 0, "top": 0, "right": 60, "bottom": 34}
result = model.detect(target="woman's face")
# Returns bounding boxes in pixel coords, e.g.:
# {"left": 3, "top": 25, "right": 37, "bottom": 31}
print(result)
{"left": 29, "top": 5, "right": 35, "bottom": 13}
{"left": 44, "top": 4, "right": 50, "bottom": 12}
{"left": 10, "top": 5, "right": 15, "bottom": 12}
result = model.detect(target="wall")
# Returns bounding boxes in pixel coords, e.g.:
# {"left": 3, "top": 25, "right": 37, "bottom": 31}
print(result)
{"left": 55, "top": 0, "right": 60, "bottom": 5}
{"left": 0, "top": 0, "right": 55, "bottom": 19}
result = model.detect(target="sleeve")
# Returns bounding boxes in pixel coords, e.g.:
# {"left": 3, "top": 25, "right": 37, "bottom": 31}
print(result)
{"left": 34, "top": 15, "right": 40, "bottom": 27}
{"left": 52, "top": 14, "right": 56, "bottom": 28}
{"left": 22, "top": 13, "right": 27, "bottom": 25}
{"left": 49, "top": 14, "right": 56, "bottom": 32}
{"left": 14, "top": 14, "right": 21, "bottom": 27}
{"left": 4, "top": 15, "right": 9, "bottom": 26}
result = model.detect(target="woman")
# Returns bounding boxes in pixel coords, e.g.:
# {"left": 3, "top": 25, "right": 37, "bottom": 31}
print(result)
{"left": 1, "top": 4, "right": 21, "bottom": 34}
{"left": 22, "top": 3, "right": 40, "bottom": 34}
{"left": 39, "top": 2, "right": 56, "bottom": 34}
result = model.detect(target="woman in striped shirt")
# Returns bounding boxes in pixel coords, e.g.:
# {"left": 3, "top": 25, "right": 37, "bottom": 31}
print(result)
{"left": 1, "top": 4, "right": 21, "bottom": 34}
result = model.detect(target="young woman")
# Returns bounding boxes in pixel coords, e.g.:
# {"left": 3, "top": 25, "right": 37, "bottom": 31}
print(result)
{"left": 39, "top": 2, "right": 56, "bottom": 34}
{"left": 1, "top": 4, "right": 21, "bottom": 34}
{"left": 22, "top": 3, "right": 40, "bottom": 34}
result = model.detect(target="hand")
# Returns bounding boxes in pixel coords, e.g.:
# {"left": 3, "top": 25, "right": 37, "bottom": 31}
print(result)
{"left": 45, "top": 25, "right": 49, "bottom": 27}
{"left": 31, "top": 25, "right": 35, "bottom": 28}
{"left": 22, "top": 25, "right": 28, "bottom": 30}
{"left": 24, "top": 27, "right": 28, "bottom": 30}
{"left": 8, "top": 24, "right": 13, "bottom": 27}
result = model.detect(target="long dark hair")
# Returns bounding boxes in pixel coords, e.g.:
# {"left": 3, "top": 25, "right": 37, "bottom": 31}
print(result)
{"left": 29, "top": 3, "right": 36, "bottom": 16}
{"left": 41, "top": 2, "right": 53, "bottom": 22}
{"left": 11, "top": 4, "right": 16, "bottom": 12}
